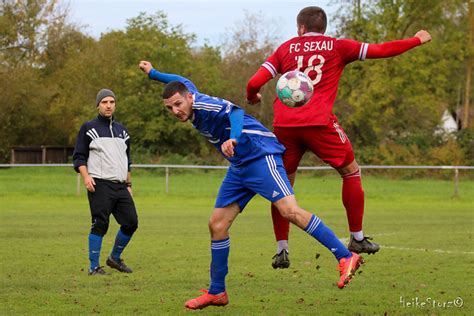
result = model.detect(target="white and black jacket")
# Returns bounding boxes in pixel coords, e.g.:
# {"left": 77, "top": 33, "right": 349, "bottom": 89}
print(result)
{"left": 73, "top": 115, "right": 131, "bottom": 182}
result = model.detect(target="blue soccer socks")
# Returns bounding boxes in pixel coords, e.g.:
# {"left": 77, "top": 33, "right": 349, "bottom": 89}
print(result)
{"left": 89, "top": 233, "right": 103, "bottom": 270}
{"left": 305, "top": 214, "right": 351, "bottom": 261}
{"left": 111, "top": 229, "right": 132, "bottom": 262}
{"left": 208, "top": 237, "right": 230, "bottom": 295}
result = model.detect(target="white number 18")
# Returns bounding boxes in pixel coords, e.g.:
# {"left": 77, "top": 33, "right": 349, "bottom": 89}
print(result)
{"left": 296, "top": 55, "right": 325, "bottom": 85}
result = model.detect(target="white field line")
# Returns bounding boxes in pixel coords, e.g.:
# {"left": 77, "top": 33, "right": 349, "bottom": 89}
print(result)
{"left": 339, "top": 235, "right": 474, "bottom": 255}
{"left": 377, "top": 245, "right": 474, "bottom": 255}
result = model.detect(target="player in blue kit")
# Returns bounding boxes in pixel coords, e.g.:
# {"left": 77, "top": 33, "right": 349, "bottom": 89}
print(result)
{"left": 139, "top": 60, "right": 365, "bottom": 310}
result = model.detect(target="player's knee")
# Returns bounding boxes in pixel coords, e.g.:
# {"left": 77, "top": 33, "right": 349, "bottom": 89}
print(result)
{"left": 208, "top": 217, "right": 227, "bottom": 236}
{"left": 91, "top": 219, "right": 109, "bottom": 236}
{"left": 278, "top": 205, "right": 300, "bottom": 223}
{"left": 120, "top": 223, "right": 138, "bottom": 236}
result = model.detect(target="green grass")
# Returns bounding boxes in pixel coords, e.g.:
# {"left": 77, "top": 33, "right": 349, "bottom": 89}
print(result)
{"left": 1, "top": 167, "right": 473, "bottom": 315}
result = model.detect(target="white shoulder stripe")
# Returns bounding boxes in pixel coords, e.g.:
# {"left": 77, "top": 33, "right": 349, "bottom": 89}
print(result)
{"left": 262, "top": 62, "right": 277, "bottom": 77}
{"left": 193, "top": 104, "right": 222, "bottom": 111}
{"left": 225, "top": 127, "right": 276, "bottom": 137}
{"left": 193, "top": 106, "right": 220, "bottom": 112}
{"left": 91, "top": 128, "right": 100, "bottom": 139}
{"left": 86, "top": 131, "right": 96, "bottom": 140}
{"left": 242, "top": 129, "right": 276, "bottom": 137}
{"left": 359, "top": 43, "right": 368, "bottom": 61}
{"left": 264, "top": 61, "right": 277, "bottom": 74}
{"left": 86, "top": 128, "right": 100, "bottom": 140}
{"left": 194, "top": 101, "right": 223, "bottom": 109}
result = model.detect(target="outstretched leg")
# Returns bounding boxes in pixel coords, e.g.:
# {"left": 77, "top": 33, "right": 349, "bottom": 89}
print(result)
{"left": 273, "top": 195, "right": 364, "bottom": 289}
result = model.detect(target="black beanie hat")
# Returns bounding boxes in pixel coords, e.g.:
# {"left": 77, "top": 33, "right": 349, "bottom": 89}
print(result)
{"left": 96, "top": 89, "right": 116, "bottom": 107}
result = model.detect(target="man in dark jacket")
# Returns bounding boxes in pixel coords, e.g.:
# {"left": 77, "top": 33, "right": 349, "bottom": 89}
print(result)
{"left": 73, "top": 89, "right": 138, "bottom": 275}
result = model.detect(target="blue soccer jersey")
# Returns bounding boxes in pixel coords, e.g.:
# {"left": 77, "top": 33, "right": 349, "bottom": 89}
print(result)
{"left": 149, "top": 69, "right": 285, "bottom": 166}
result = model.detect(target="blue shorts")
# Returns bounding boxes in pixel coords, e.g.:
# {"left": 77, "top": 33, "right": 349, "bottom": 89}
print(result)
{"left": 215, "top": 154, "right": 294, "bottom": 211}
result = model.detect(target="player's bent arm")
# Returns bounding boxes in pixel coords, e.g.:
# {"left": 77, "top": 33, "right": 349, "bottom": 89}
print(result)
{"left": 366, "top": 35, "right": 426, "bottom": 59}
{"left": 221, "top": 108, "right": 244, "bottom": 157}
{"left": 246, "top": 67, "right": 273, "bottom": 102}
{"left": 228, "top": 107, "right": 244, "bottom": 142}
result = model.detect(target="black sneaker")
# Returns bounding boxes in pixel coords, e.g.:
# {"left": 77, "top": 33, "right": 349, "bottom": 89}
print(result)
{"left": 88, "top": 266, "right": 109, "bottom": 276}
{"left": 347, "top": 235, "right": 380, "bottom": 254}
{"left": 272, "top": 250, "right": 290, "bottom": 269}
{"left": 106, "top": 256, "right": 133, "bottom": 273}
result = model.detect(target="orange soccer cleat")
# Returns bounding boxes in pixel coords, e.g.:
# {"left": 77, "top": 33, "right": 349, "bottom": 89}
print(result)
{"left": 184, "top": 289, "right": 229, "bottom": 310}
{"left": 337, "top": 252, "right": 364, "bottom": 289}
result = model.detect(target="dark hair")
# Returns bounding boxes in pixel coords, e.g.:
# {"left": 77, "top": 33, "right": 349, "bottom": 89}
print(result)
{"left": 297, "top": 6, "right": 327, "bottom": 34}
{"left": 161, "top": 81, "right": 189, "bottom": 99}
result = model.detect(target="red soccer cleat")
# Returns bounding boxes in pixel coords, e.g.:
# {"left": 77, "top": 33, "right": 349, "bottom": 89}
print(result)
{"left": 337, "top": 252, "right": 364, "bottom": 289}
{"left": 184, "top": 289, "right": 229, "bottom": 310}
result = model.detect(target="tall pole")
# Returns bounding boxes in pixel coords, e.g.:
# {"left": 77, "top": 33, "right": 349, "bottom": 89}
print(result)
{"left": 165, "top": 166, "right": 169, "bottom": 194}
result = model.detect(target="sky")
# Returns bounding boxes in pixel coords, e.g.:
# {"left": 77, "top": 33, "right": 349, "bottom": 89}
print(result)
{"left": 67, "top": 0, "right": 336, "bottom": 46}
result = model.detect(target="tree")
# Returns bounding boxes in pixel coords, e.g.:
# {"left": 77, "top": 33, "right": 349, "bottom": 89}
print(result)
{"left": 219, "top": 11, "right": 280, "bottom": 128}
{"left": 0, "top": 0, "right": 86, "bottom": 161}
{"left": 333, "top": 0, "right": 470, "bottom": 164}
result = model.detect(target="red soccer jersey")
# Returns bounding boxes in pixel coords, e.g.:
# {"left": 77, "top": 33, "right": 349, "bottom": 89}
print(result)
{"left": 263, "top": 32, "right": 368, "bottom": 127}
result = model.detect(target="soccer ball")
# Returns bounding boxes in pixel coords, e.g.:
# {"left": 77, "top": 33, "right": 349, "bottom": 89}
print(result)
{"left": 276, "top": 71, "right": 314, "bottom": 107}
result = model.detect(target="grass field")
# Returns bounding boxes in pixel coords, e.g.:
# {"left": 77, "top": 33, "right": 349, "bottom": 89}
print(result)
{"left": 1, "top": 167, "right": 473, "bottom": 315}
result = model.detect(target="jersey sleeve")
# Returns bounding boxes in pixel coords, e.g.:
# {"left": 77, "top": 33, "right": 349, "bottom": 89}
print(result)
{"left": 336, "top": 37, "right": 422, "bottom": 63}
{"left": 73, "top": 123, "right": 90, "bottom": 173}
{"left": 246, "top": 48, "right": 282, "bottom": 100}
{"left": 335, "top": 38, "right": 368, "bottom": 64}
{"left": 261, "top": 48, "right": 282, "bottom": 78}
{"left": 246, "top": 67, "right": 274, "bottom": 100}
{"left": 148, "top": 69, "right": 198, "bottom": 93}
{"left": 366, "top": 37, "right": 421, "bottom": 59}
{"left": 228, "top": 107, "right": 244, "bottom": 141}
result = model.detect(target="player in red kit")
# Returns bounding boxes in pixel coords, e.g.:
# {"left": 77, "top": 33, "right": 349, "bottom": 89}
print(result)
{"left": 246, "top": 6, "right": 432, "bottom": 268}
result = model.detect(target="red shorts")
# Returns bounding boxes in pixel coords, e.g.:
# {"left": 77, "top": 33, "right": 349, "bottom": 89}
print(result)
{"left": 274, "top": 118, "right": 355, "bottom": 174}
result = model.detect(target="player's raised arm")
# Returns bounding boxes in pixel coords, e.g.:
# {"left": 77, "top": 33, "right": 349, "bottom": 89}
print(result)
{"left": 139, "top": 60, "right": 198, "bottom": 92}
{"left": 365, "top": 30, "right": 431, "bottom": 59}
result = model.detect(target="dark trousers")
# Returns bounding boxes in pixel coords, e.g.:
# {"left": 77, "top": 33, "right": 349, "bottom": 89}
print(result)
{"left": 87, "top": 178, "right": 138, "bottom": 236}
